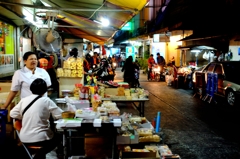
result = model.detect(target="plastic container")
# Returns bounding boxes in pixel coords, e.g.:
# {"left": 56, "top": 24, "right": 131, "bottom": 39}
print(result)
{"left": 0, "top": 109, "right": 8, "bottom": 145}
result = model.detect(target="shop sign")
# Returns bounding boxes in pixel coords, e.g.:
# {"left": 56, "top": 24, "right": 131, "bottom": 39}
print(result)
{"left": 121, "top": 22, "right": 132, "bottom": 31}
{"left": 153, "top": 34, "right": 170, "bottom": 42}
{"left": 126, "top": 46, "right": 135, "bottom": 61}
{"left": 0, "top": 54, "right": 14, "bottom": 73}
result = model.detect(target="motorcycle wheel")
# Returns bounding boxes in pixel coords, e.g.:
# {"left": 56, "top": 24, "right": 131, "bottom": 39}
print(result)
{"left": 156, "top": 74, "right": 161, "bottom": 82}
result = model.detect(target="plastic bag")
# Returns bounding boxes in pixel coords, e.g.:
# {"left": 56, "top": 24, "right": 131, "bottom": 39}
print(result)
{"left": 203, "top": 52, "right": 209, "bottom": 60}
{"left": 67, "top": 103, "right": 77, "bottom": 112}
{"left": 166, "top": 75, "right": 173, "bottom": 85}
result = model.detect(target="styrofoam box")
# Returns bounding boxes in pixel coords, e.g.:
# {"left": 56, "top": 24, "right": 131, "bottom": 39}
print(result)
{"left": 117, "top": 130, "right": 139, "bottom": 144}
{"left": 70, "top": 100, "right": 90, "bottom": 109}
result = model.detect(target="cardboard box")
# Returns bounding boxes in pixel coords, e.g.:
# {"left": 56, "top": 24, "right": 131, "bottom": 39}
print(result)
{"left": 121, "top": 151, "right": 160, "bottom": 159}
{"left": 0, "top": 82, "right": 12, "bottom": 93}
{"left": 117, "top": 130, "right": 139, "bottom": 144}
{"left": 70, "top": 100, "right": 90, "bottom": 109}
{"left": 85, "top": 133, "right": 113, "bottom": 158}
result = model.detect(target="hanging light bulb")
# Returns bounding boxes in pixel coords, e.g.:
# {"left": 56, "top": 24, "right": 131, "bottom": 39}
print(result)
{"left": 101, "top": 17, "right": 109, "bottom": 27}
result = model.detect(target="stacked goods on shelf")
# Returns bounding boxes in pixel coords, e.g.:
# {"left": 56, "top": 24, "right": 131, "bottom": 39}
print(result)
{"left": 57, "top": 57, "right": 83, "bottom": 77}
{"left": 101, "top": 101, "right": 120, "bottom": 116}
{"left": 104, "top": 87, "right": 149, "bottom": 100}
{"left": 120, "top": 145, "right": 160, "bottom": 158}
{"left": 73, "top": 83, "right": 82, "bottom": 97}
{"left": 98, "top": 86, "right": 105, "bottom": 98}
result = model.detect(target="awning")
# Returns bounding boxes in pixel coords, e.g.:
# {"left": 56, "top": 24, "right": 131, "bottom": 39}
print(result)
{"left": 0, "top": 0, "right": 149, "bottom": 45}
{"left": 178, "top": 34, "right": 224, "bottom": 42}
{"left": 177, "top": 45, "right": 216, "bottom": 51}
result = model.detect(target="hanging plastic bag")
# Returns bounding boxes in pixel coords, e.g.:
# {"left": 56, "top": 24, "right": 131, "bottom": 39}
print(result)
{"left": 202, "top": 52, "right": 208, "bottom": 60}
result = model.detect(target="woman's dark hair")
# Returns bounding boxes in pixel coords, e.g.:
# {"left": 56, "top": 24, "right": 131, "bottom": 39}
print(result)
{"left": 30, "top": 78, "right": 48, "bottom": 95}
{"left": 70, "top": 48, "right": 78, "bottom": 58}
{"left": 23, "top": 51, "right": 38, "bottom": 61}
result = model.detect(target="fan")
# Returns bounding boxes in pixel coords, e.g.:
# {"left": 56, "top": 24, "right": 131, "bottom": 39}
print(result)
{"left": 33, "top": 16, "right": 62, "bottom": 53}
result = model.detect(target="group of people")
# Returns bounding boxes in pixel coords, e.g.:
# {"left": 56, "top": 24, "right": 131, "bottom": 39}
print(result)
{"left": 147, "top": 52, "right": 166, "bottom": 81}
{"left": 1, "top": 51, "right": 63, "bottom": 159}
{"left": 121, "top": 56, "right": 140, "bottom": 88}
{"left": 108, "top": 54, "right": 124, "bottom": 67}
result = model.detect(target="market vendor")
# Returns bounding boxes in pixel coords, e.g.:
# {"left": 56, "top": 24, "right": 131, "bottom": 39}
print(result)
{"left": 63, "top": 48, "right": 78, "bottom": 60}
{"left": 1, "top": 51, "right": 51, "bottom": 109}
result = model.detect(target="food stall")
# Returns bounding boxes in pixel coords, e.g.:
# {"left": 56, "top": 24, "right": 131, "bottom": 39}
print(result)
{"left": 53, "top": 82, "right": 182, "bottom": 159}
{"left": 55, "top": 56, "right": 179, "bottom": 159}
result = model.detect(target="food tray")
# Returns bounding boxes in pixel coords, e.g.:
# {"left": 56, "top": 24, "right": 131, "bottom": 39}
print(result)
{"left": 75, "top": 112, "right": 99, "bottom": 119}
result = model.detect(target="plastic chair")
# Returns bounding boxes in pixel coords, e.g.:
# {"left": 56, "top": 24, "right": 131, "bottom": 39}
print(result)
{"left": 13, "top": 119, "right": 42, "bottom": 159}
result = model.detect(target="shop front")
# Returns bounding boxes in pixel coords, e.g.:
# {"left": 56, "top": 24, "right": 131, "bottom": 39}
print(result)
{"left": 0, "top": 21, "right": 16, "bottom": 78}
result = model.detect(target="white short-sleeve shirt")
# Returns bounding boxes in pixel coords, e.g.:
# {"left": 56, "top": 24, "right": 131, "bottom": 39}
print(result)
{"left": 10, "top": 94, "right": 63, "bottom": 143}
{"left": 11, "top": 66, "right": 52, "bottom": 99}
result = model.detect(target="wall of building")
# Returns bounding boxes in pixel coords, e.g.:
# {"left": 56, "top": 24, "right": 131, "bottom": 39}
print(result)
{"left": 229, "top": 40, "right": 240, "bottom": 61}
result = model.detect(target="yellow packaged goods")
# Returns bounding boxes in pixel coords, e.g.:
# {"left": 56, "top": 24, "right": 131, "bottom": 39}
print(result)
{"left": 62, "top": 111, "right": 75, "bottom": 119}
{"left": 64, "top": 69, "right": 71, "bottom": 77}
{"left": 76, "top": 58, "right": 83, "bottom": 69}
{"left": 76, "top": 65, "right": 82, "bottom": 70}
{"left": 63, "top": 60, "right": 71, "bottom": 69}
{"left": 124, "top": 146, "right": 131, "bottom": 152}
{"left": 137, "top": 128, "right": 153, "bottom": 136}
{"left": 76, "top": 57, "right": 83, "bottom": 62}
{"left": 67, "top": 57, "right": 76, "bottom": 62}
{"left": 76, "top": 72, "right": 83, "bottom": 77}
{"left": 92, "top": 100, "right": 101, "bottom": 112}
{"left": 124, "top": 89, "right": 130, "bottom": 96}
{"left": 73, "top": 87, "right": 80, "bottom": 97}
{"left": 129, "top": 116, "right": 142, "bottom": 123}
{"left": 107, "top": 107, "right": 120, "bottom": 116}
{"left": 131, "top": 93, "right": 138, "bottom": 98}
{"left": 132, "top": 149, "right": 150, "bottom": 152}
{"left": 57, "top": 68, "right": 64, "bottom": 77}
{"left": 70, "top": 61, "right": 77, "bottom": 70}
{"left": 117, "top": 87, "right": 125, "bottom": 96}
{"left": 126, "top": 96, "right": 132, "bottom": 100}
{"left": 139, "top": 135, "right": 161, "bottom": 142}
{"left": 71, "top": 69, "right": 78, "bottom": 77}
{"left": 76, "top": 109, "right": 83, "bottom": 114}
{"left": 145, "top": 145, "right": 159, "bottom": 152}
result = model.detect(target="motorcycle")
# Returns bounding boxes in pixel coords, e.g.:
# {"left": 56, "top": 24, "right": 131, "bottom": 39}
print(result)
{"left": 112, "top": 61, "right": 117, "bottom": 70}
{"left": 160, "top": 66, "right": 169, "bottom": 81}
{"left": 149, "top": 64, "right": 161, "bottom": 81}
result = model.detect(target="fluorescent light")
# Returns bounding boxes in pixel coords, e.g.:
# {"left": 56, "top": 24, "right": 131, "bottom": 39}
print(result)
{"left": 145, "top": 2, "right": 150, "bottom": 7}
{"left": 93, "top": 20, "right": 102, "bottom": 24}
{"left": 94, "top": 18, "right": 109, "bottom": 27}
{"left": 24, "top": 17, "right": 47, "bottom": 28}
{"left": 101, "top": 18, "right": 109, "bottom": 27}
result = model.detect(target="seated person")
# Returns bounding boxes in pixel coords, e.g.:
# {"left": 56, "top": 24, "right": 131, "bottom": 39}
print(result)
{"left": 10, "top": 78, "right": 63, "bottom": 159}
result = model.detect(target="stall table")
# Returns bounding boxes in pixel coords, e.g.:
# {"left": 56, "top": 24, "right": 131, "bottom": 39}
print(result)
{"left": 101, "top": 98, "right": 149, "bottom": 117}
{"left": 56, "top": 118, "right": 121, "bottom": 159}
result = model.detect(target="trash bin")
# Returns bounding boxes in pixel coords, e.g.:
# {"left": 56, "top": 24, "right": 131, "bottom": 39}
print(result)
{"left": 0, "top": 109, "right": 8, "bottom": 145}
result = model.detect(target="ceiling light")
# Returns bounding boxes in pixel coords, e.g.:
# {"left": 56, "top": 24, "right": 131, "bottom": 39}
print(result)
{"left": 101, "top": 17, "right": 109, "bottom": 27}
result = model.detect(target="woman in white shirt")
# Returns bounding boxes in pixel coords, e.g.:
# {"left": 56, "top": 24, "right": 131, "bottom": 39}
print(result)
{"left": 1, "top": 51, "right": 51, "bottom": 109}
{"left": 10, "top": 78, "right": 63, "bottom": 159}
